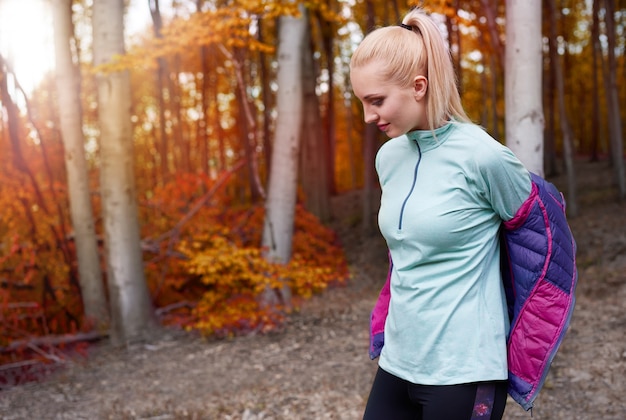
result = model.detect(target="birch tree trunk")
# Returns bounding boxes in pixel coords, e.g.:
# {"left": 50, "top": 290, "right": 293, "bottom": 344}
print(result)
{"left": 92, "top": 0, "right": 156, "bottom": 345}
{"left": 260, "top": 3, "right": 306, "bottom": 306}
{"left": 51, "top": 0, "right": 109, "bottom": 328}
{"left": 504, "top": 0, "right": 544, "bottom": 176}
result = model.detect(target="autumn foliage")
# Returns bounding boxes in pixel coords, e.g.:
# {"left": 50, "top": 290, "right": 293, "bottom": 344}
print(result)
{"left": 0, "top": 164, "right": 349, "bottom": 371}
{"left": 142, "top": 172, "right": 349, "bottom": 338}
{"left": 1, "top": 165, "right": 348, "bottom": 328}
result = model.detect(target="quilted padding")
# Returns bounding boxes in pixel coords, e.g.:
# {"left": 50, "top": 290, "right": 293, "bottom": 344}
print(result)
{"left": 501, "top": 173, "right": 577, "bottom": 410}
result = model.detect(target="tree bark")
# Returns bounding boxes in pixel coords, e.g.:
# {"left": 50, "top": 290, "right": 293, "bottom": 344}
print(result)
{"left": 480, "top": 0, "right": 505, "bottom": 66}
{"left": 218, "top": 45, "right": 265, "bottom": 201}
{"left": 51, "top": 0, "right": 109, "bottom": 327}
{"left": 260, "top": 2, "right": 306, "bottom": 306}
{"left": 504, "top": 0, "right": 545, "bottom": 176}
{"left": 257, "top": 18, "right": 273, "bottom": 176}
{"left": 362, "top": 123, "right": 378, "bottom": 236}
{"left": 317, "top": 10, "right": 337, "bottom": 196}
{"left": 543, "top": 46, "right": 558, "bottom": 177}
{"left": 601, "top": 0, "right": 626, "bottom": 200}
{"left": 198, "top": 44, "right": 210, "bottom": 177}
{"left": 300, "top": 8, "right": 331, "bottom": 223}
{"left": 546, "top": 0, "right": 578, "bottom": 216}
{"left": 590, "top": 0, "right": 602, "bottom": 161}
{"left": 361, "top": 0, "right": 380, "bottom": 237}
{"left": 489, "top": 54, "right": 500, "bottom": 140}
{"left": 92, "top": 0, "right": 157, "bottom": 345}
{"left": 149, "top": 0, "right": 170, "bottom": 185}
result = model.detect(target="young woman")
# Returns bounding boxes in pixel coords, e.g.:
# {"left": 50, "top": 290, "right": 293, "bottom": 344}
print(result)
{"left": 350, "top": 8, "right": 532, "bottom": 420}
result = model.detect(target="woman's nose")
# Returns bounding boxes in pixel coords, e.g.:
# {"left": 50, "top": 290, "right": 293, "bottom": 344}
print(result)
{"left": 364, "top": 108, "right": 378, "bottom": 124}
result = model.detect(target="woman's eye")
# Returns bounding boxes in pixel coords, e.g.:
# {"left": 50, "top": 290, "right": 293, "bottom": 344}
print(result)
{"left": 372, "top": 99, "right": 383, "bottom": 106}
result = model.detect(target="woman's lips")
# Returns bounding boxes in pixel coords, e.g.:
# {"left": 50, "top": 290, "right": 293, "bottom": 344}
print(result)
{"left": 377, "top": 123, "right": 389, "bottom": 132}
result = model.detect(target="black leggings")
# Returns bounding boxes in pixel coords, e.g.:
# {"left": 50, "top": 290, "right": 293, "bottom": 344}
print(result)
{"left": 363, "top": 368, "right": 508, "bottom": 420}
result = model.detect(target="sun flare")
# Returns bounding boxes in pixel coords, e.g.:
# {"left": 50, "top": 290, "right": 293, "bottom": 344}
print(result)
{"left": 0, "top": 0, "right": 55, "bottom": 93}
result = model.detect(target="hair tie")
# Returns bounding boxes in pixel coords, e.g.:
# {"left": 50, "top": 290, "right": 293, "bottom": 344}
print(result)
{"left": 399, "top": 23, "right": 413, "bottom": 31}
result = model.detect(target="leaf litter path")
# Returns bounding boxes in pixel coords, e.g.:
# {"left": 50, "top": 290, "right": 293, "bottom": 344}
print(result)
{"left": 1, "top": 160, "right": 625, "bottom": 419}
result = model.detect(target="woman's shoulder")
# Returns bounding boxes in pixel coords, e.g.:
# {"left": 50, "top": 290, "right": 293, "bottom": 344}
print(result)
{"left": 377, "top": 135, "right": 413, "bottom": 160}
{"left": 449, "top": 123, "right": 514, "bottom": 159}
{"left": 380, "top": 134, "right": 410, "bottom": 149}
{"left": 450, "top": 122, "right": 500, "bottom": 145}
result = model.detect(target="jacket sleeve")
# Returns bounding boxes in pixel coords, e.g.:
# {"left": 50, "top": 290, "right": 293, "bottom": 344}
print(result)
{"left": 501, "top": 173, "right": 578, "bottom": 411}
{"left": 369, "top": 252, "right": 393, "bottom": 359}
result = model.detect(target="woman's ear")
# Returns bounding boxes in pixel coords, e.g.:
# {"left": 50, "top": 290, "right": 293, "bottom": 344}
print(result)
{"left": 413, "top": 76, "right": 428, "bottom": 101}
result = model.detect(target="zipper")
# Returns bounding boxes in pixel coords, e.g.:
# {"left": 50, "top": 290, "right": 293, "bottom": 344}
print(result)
{"left": 398, "top": 141, "right": 422, "bottom": 230}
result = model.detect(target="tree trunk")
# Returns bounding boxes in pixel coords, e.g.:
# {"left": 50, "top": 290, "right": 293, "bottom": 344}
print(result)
{"left": 601, "top": 0, "right": 626, "bottom": 200}
{"left": 300, "top": 8, "right": 331, "bottom": 223}
{"left": 360, "top": 0, "right": 380, "bottom": 237}
{"left": 590, "top": 0, "right": 602, "bottom": 161}
{"left": 362, "top": 123, "right": 378, "bottom": 236}
{"left": 480, "top": 0, "right": 505, "bottom": 66}
{"left": 218, "top": 45, "right": 264, "bottom": 202}
{"left": 543, "top": 48, "right": 558, "bottom": 177}
{"left": 546, "top": 0, "right": 578, "bottom": 216}
{"left": 233, "top": 48, "right": 262, "bottom": 202}
{"left": 489, "top": 55, "right": 500, "bottom": 140}
{"left": 51, "top": 0, "right": 109, "bottom": 328}
{"left": 504, "top": 0, "right": 544, "bottom": 176}
{"left": 92, "top": 0, "right": 157, "bottom": 345}
{"left": 446, "top": 5, "right": 462, "bottom": 95}
{"left": 344, "top": 83, "right": 357, "bottom": 191}
{"left": 198, "top": 44, "right": 210, "bottom": 177}
{"left": 195, "top": 1, "right": 209, "bottom": 178}
{"left": 260, "top": 3, "right": 306, "bottom": 306}
{"left": 149, "top": 0, "right": 170, "bottom": 185}
{"left": 172, "top": 55, "right": 191, "bottom": 174}
{"left": 317, "top": 10, "right": 337, "bottom": 196}
{"left": 257, "top": 17, "right": 273, "bottom": 176}
{"left": 480, "top": 59, "right": 489, "bottom": 128}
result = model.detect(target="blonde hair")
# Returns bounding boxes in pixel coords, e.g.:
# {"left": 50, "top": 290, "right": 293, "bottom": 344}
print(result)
{"left": 350, "top": 8, "right": 470, "bottom": 131}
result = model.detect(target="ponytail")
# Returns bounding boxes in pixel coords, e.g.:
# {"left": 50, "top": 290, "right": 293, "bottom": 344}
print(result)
{"left": 402, "top": 8, "right": 470, "bottom": 129}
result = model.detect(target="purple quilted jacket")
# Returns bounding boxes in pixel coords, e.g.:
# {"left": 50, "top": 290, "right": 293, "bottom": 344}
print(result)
{"left": 368, "top": 173, "right": 578, "bottom": 411}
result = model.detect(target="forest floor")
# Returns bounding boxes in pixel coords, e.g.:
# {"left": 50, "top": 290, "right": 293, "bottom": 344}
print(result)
{"left": 1, "top": 159, "right": 626, "bottom": 420}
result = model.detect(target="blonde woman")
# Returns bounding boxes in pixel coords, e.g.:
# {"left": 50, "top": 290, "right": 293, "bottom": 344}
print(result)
{"left": 350, "top": 8, "right": 532, "bottom": 419}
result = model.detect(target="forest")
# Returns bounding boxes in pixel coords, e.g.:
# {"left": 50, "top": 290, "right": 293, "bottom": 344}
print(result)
{"left": 0, "top": 0, "right": 624, "bottom": 405}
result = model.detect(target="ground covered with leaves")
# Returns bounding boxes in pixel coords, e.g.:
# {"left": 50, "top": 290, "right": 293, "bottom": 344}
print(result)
{"left": 1, "top": 160, "right": 625, "bottom": 419}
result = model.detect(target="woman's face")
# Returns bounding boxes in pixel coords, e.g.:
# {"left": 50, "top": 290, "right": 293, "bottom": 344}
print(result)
{"left": 351, "top": 60, "right": 428, "bottom": 138}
